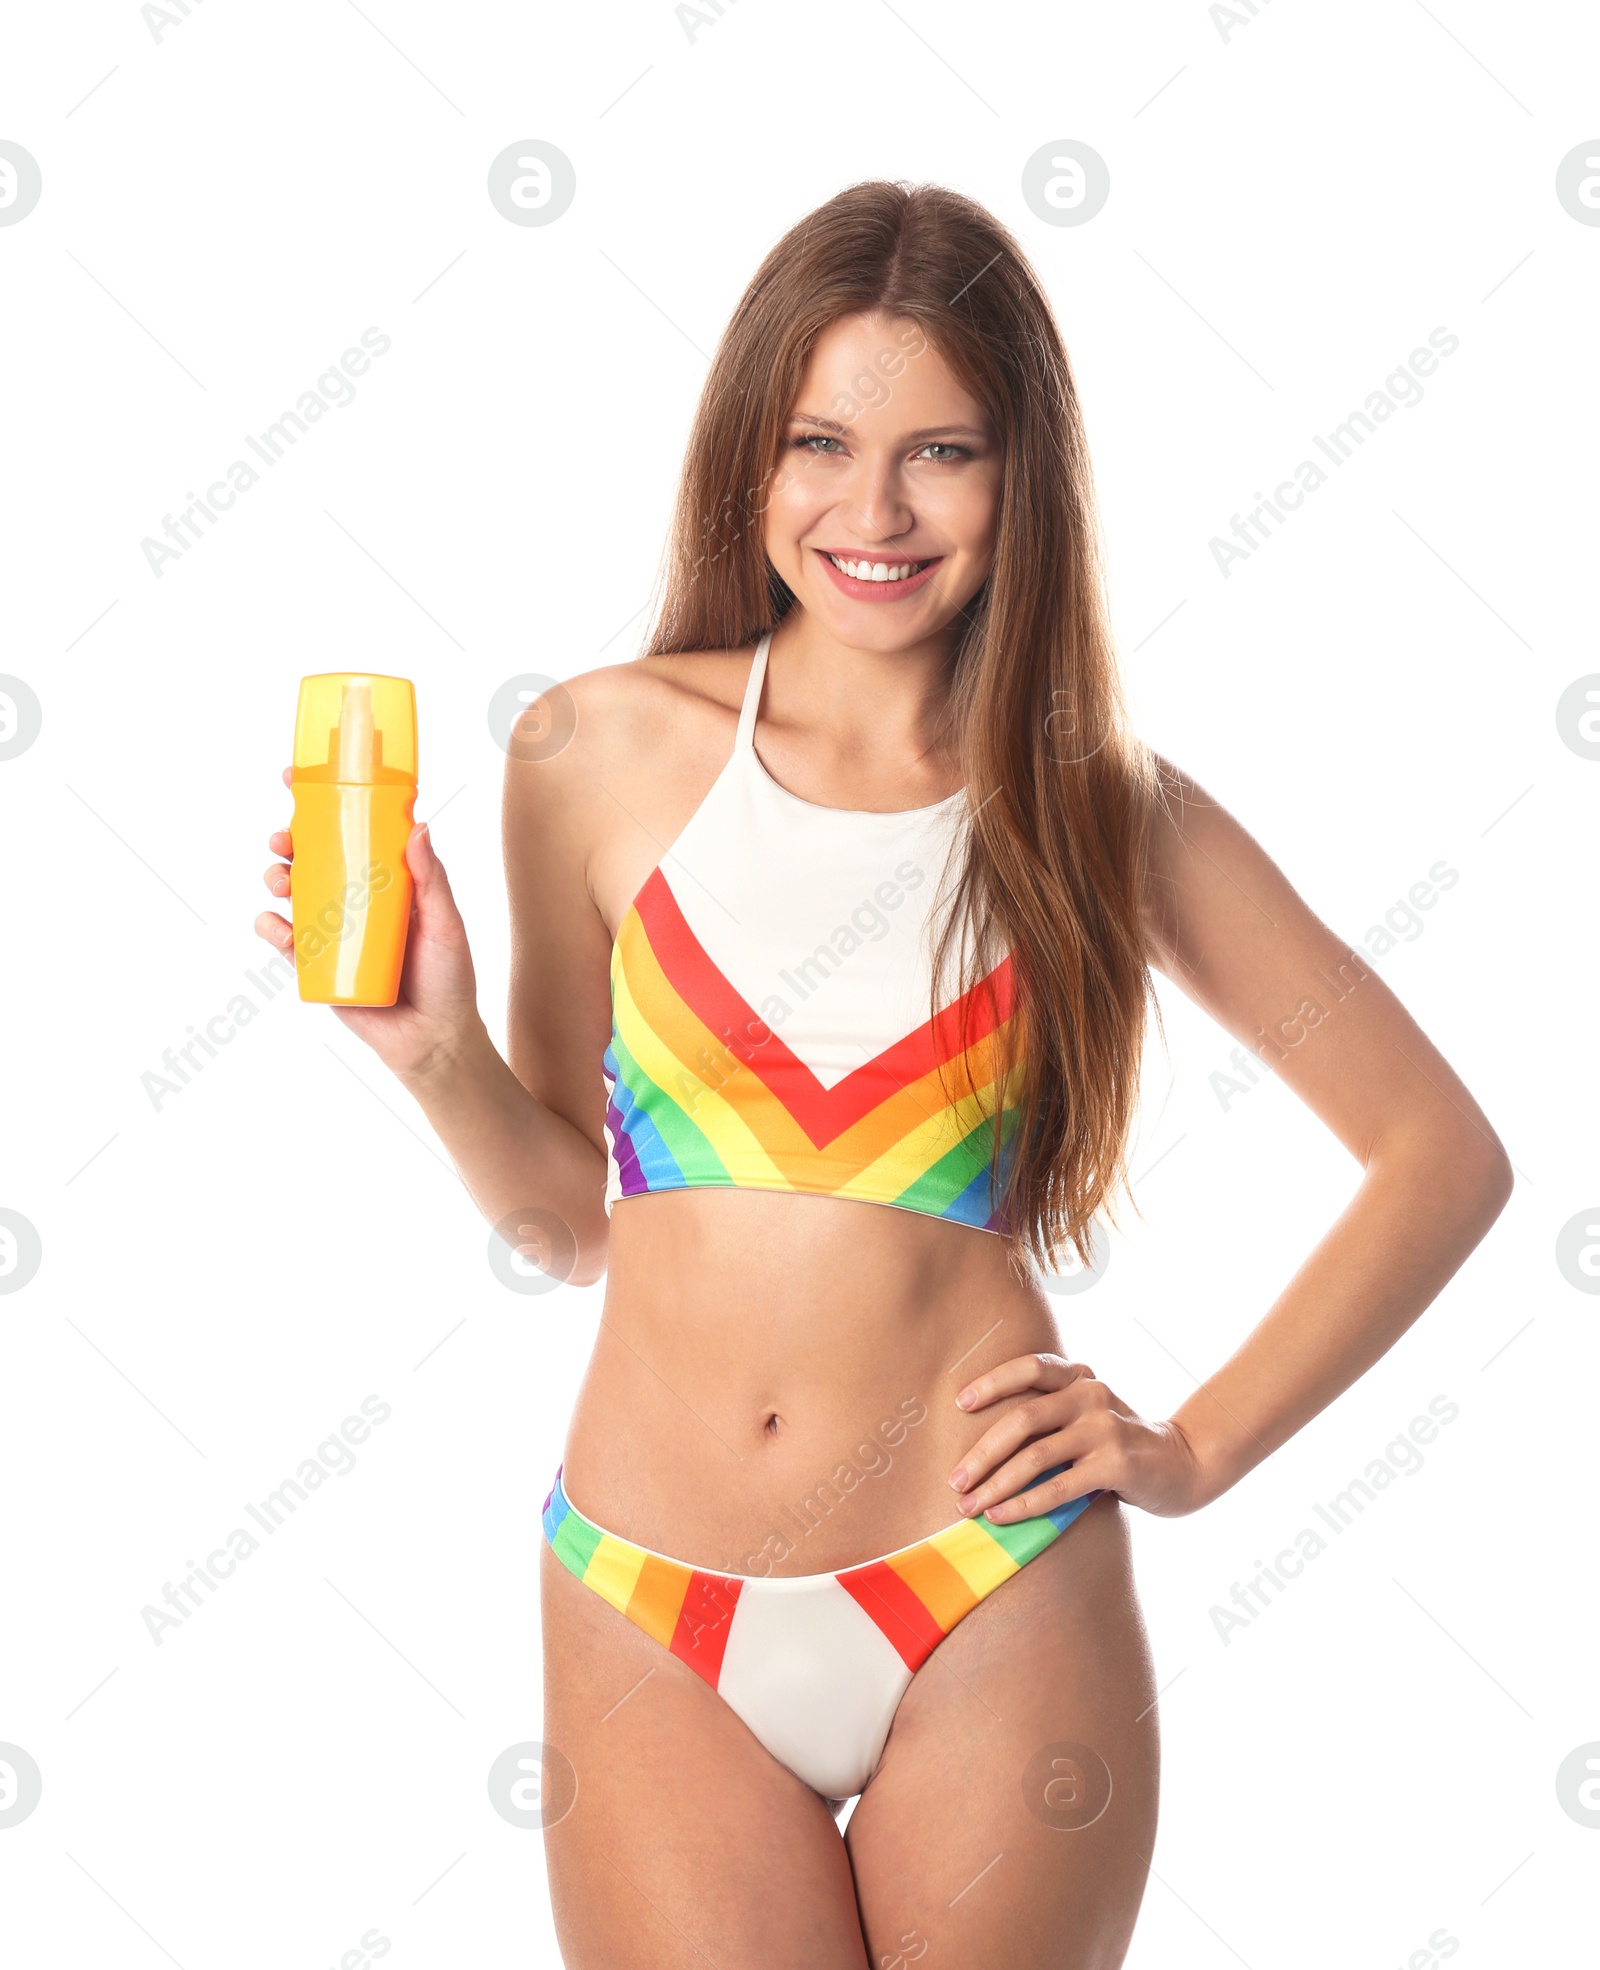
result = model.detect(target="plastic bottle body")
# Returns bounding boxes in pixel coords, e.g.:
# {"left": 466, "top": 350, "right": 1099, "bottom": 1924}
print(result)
{"left": 289, "top": 781, "right": 415, "bottom": 1004}
{"left": 288, "top": 673, "right": 418, "bottom": 1007}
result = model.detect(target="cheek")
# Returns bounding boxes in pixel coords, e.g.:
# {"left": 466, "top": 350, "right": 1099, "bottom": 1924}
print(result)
{"left": 764, "top": 468, "right": 831, "bottom": 546}
{"left": 930, "top": 475, "right": 1000, "bottom": 554}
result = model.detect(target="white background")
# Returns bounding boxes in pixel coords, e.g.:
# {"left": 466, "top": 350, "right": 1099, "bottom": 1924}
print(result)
{"left": 2, "top": 1, "right": 1596, "bottom": 1964}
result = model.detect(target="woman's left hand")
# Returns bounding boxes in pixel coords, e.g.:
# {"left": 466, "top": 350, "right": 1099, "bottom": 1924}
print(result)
{"left": 948, "top": 1353, "right": 1214, "bottom": 1522}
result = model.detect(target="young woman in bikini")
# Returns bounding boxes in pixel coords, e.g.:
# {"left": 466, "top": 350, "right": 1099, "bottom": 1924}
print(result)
{"left": 257, "top": 180, "right": 1513, "bottom": 1969}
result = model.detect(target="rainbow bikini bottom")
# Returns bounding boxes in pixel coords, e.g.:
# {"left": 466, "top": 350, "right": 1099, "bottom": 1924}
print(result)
{"left": 541, "top": 1461, "right": 1100, "bottom": 1801}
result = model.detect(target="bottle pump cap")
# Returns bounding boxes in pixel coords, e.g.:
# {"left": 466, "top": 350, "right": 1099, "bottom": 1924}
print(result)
{"left": 293, "top": 673, "right": 417, "bottom": 784}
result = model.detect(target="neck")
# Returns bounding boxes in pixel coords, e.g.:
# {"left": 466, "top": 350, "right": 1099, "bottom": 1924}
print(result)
{"left": 766, "top": 612, "right": 962, "bottom": 765}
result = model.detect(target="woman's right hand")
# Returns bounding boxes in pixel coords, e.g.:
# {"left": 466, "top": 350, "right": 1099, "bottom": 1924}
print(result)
{"left": 255, "top": 764, "right": 485, "bottom": 1086}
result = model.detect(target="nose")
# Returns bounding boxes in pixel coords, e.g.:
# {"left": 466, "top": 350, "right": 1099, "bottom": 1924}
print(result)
{"left": 843, "top": 451, "right": 915, "bottom": 546}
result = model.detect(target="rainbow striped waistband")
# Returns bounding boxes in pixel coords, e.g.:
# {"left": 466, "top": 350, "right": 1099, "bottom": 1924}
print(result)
{"left": 540, "top": 1460, "right": 1099, "bottom": 1679}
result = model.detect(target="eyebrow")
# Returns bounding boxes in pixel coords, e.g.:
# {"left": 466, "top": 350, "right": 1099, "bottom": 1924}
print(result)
{"left": 790, "top": 411, "right": 989, "bottom": 443}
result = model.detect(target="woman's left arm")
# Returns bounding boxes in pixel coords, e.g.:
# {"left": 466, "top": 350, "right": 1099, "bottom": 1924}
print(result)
{"left": 950, "top": 757, "right": 1516, "bottom": 1524}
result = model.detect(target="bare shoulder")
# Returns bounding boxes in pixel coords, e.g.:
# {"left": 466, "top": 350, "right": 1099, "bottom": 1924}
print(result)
{"left": 569, "top": 647, "right": 754, "bottom": 763}
{"left": 501, "top": 642, "right": 760, "bottom": 926}
{"left": 503, "top": 645, "right": 752, "bottom": 805}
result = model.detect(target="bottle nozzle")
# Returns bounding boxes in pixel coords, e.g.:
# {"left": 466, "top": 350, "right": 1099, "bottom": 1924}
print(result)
{"left": 337, "top": 680, "right": 376, "bottom": 780}
{"left": 293, "top": 672, "right": 416, "bottom": 785}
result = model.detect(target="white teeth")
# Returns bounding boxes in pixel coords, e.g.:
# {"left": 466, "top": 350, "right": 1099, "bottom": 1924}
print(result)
{"left": 828, "top": 554, "right": 926, "bottom": 582}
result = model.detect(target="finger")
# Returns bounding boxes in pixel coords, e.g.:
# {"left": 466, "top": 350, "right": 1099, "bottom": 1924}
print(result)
{"left": 268, "top": 828, "right": 292, "bottom": 859}
{"left": 404, "top": 822, "right": 463, "bottom": 934}
{"left": 281, "top": 765, "right": 292, "bottom": 788}
{"left": 254, "top": 909, "right": 294, "bottom": 955}
{"left": 263, "top": 862, "right": 290, "bottom": 898}
{"left": 954, "top": 1352, "right": 1094, "bottom": 1412}
{"left": 948, "top": 1374, "right": 1105, "bottom": 1493}
{"left": 960, "top": 1446, "right": 1098, "bottom": 1523}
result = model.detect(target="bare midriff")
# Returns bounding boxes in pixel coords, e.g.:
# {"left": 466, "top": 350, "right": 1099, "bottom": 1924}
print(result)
{"left": 558, "top": 1186, "right": 1069, "bottom": 1578}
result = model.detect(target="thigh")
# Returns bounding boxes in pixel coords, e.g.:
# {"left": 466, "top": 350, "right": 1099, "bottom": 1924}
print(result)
{"left": 845, "top": 1494, "right": 1159, "bottom": 1970}
{"left": 538, "top": 1538, "right": 872, "bottom": 1969}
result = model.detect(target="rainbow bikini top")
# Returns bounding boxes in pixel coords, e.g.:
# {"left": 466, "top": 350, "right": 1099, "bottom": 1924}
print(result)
{"left": 601, "top": 631, "right": 1024, "bottom": 1233}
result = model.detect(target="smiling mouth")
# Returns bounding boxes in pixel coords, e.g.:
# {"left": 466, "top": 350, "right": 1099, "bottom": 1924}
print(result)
{"left": 817, "top": 550, "right": 941, "bottom": 584}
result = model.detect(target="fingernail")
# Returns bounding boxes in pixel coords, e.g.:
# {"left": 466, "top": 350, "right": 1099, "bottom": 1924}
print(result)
{"left": 948, "top": 1467, "right": 966, "bottom": 1490}
{"left": 956, "top": 1388, "right": 975, "bottom": 1408}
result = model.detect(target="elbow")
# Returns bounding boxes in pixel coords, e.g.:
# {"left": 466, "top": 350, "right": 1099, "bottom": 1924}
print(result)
{"left": 1452, "top": 1131, "right": 1515, "bottom": 1232}
{"left": 568, "top": 1250, "right": 610, "bottom": 1291}
{"left": 1481, "top": 1143, "right": 1515, "bottom": 1219}
{"left": 1373, "top": 1118, "right": 1515, "bottom": 1232}
{"left": 566, "top": 1211, "right": 612, "bottom": 1291}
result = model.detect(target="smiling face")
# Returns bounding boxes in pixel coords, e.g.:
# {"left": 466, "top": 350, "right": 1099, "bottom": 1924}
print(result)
{"left": 762, "top": 311, "right": 1003, "bottom": 651}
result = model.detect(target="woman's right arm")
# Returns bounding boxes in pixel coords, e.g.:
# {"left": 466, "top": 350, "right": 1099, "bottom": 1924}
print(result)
{"left": 255, "top": 682, "right": 618, "bottom": 1287}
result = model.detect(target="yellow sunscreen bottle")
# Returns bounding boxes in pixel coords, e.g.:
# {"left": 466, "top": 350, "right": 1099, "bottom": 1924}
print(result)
{"left": 289, "top": 673, "right": 417, "bottom": 1005}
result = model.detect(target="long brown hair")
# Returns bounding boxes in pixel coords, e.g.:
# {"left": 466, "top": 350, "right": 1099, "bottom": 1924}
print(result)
{"left": 642, "top": 179, "right": 1166, "bottom": 1273}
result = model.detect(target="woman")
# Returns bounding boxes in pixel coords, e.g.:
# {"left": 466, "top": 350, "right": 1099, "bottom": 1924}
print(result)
{"left": 257, "top": 181, "right": 1513, "bottom": 1968}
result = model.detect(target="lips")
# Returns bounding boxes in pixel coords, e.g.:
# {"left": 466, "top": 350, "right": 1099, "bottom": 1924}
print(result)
{"left": 813, "top": 549, "right": 946, "bottom": 602}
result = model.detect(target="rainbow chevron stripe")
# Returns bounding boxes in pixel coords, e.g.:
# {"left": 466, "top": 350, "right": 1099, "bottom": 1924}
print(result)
{"left": 540, "top": 1460, "right": 1096, "bottom": 1686}
{"left": 602, "top": 868, "right": 1025, "bottom": 1231}
{"left": 542, "top": 1465, "right": 746, "bottom": 1686}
